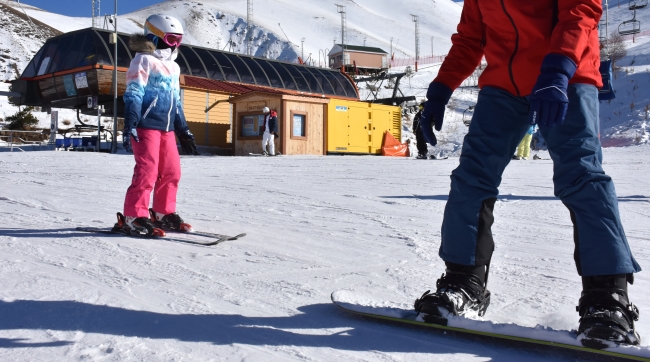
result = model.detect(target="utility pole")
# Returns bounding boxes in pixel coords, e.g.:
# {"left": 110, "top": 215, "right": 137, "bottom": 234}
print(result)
{"left": 111, "top": 0, "right": 118, "bottom": 153}
{"left": 301, "top": 37, "right": 305, "bottom": 61}
{"left": 92, "top": 0, "right": 101, "bottom": 28}
{"left": 390, "top": 37, "right": 393, "bottom": 68}
{"left": 247, "top": 0, "right": 253, "bottom": 55}
{"left": 411, "top": 14, "right": 420, "bottom": 71}
{"left": 335, "top": 4, "right": 346, "bottom": 46}
{"left": 431, "top": 36, "right": 434, "bottom": 55}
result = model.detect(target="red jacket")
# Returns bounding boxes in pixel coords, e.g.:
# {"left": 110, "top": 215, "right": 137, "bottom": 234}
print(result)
{"left": 434, "top": 0, "right": 603, "bottom": 97}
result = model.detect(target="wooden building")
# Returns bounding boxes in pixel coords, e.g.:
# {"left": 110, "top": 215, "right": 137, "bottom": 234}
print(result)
{"left": 328, "top": 44, "right": 389, "bottom": 75}
{"left": 230, "top": 91, "right": 329, "bottom": 156}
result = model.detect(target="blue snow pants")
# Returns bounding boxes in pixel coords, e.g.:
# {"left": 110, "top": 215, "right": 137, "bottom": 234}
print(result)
{"left": 439, "top": 85, "right": 641, "bottom": 276}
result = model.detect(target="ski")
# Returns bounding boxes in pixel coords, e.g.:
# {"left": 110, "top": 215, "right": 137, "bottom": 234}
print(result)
{"left": 146, "top": 209, "right": 246, "bottom": 241}
{"left": 164, "top": 230, "right": 246, "bottom": 241}
{"left": 331, "top": 290, "right": 650, "bottom": 361}
{"left": 75, "top": 227, "right": 231, "bottom": 246}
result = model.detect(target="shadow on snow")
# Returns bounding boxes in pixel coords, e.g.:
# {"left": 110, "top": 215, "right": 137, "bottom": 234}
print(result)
{"left": 0, "top": 299, "right": 616, "bottom": 361}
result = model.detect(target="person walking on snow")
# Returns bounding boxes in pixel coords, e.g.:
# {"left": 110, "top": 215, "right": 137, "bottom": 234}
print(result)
{"left": 513, "top": 125, "right": 536, "bottom": 160}
{"left": 413, "top": 101, "right": 437, "bottom": 159}
{"left": 118, "top": 14, "right": 199, "bottom": 236}
{"left": 261, "top": 107, "right": 279, "bottom": 156}
{"left": 414, "top": 0, "right": 641, "bottom": 346}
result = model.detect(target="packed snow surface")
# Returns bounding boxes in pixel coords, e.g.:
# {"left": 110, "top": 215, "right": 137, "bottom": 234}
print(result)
{"left": 0, "top": 145, "right": 648, "bottom": 361}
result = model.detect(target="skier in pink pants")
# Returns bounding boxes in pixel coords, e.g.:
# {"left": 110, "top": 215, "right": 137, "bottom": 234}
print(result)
{"left": 116, "top": 14, "right": 199, "bottom": 236}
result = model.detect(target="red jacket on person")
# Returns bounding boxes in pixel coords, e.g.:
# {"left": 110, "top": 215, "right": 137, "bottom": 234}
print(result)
{"left": 434, "top": 0, "right": 603, "bottom": 97}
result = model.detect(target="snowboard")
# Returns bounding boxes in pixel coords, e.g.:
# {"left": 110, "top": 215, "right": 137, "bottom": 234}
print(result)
{"left": 331, "top": 290, "right": 650, "bottom": 361}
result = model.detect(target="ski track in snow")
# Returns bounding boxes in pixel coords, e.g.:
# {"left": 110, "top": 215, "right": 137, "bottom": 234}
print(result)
{"left": 0, "top": 146, "right": 647, "bottom": 361}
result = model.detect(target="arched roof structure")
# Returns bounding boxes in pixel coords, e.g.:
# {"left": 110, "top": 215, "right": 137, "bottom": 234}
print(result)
{"left": 19, "top": 28, "right": 358, "bottom": 99}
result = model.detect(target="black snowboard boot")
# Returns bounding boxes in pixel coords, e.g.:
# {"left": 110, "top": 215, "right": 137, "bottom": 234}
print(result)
{"left": 577, "top": 274, "right": 640, "bottom": 348}
{"left": 414, "top": 262, "right": 491, "bottom": 324}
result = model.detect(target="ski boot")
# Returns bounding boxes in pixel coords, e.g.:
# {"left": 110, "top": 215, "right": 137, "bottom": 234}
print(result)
{"left": 512, "top": 155, "right": 521, "bottom": 160}
{"left": 428, "top": 154, "right": 437, "bottom": 160}
{"left": 113, "top": 212, "right": 165, "bottom": 237}
{"left": 414, "top": 262, "right": 491, "bottom": 325}
{"left": 577, "top": 274, "right": 640, "bottom": 348}
{"left": 150, "top": 209, "right": 193, "bottom": 232}
{"left": 416, "top": 154, "right": 428, "bottom": 159}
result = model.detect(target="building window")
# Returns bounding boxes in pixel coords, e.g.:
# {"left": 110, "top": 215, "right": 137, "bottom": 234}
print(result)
{"left": 290, "top": 111, "right": 307, "bottom": 140}
{"left": 240, "top": 113, "right": 265, "bottom": 138}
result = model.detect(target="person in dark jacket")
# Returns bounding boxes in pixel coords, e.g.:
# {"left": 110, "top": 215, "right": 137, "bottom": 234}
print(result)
{"left": 261, "top": 107, "right": 279, "bottom": 156}
{"left": 413, "top": 0, "right": 641, "bottom": 346}
{"left": 118, "top": 14, "right": 198, "bottom": 236}
{"left": 413, "top": 101, "right": 436, "bottom": 159}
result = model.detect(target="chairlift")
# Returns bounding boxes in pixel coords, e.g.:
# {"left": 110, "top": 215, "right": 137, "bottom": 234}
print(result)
{"left": 629, "top": 0, "right": 648, "bottom": 10}
{"left": 619, "top": 9, "right": 641, "bottom": 36}
{"left": 463, "top": 106, "right": 475, "bottom": 127}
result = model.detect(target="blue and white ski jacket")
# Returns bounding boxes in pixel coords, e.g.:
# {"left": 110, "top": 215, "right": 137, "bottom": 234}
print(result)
{"left": 123, "top": 35, "right": 189, "bottom": 134}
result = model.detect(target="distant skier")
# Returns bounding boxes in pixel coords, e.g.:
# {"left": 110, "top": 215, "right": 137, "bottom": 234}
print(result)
{"left": 414, "top": 0, "right": 641, "bottom": 346}
{"left": 118, "top": 14, "right": 198, "bottom": 236}
{"left": 512, "top": 125, "right": 536, "bottom": 160}
{"left": 261, "top": 107, "right": 279, "bottom": 156}
{"left": 413, "top": 101, "right": 437, "bottom": 159}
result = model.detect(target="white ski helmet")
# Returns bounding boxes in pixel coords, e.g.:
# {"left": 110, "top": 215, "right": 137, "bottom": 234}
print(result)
{"left": 262, "top": 107, "right": 270, "bottom": 114}
{"left": 144, "top": 14, "right": 184, "bottom": 38}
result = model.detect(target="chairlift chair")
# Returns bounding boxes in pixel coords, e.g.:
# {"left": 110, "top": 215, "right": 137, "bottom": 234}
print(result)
{"left": 463, "top": 106, "right": 475, "bottom": 127}
{"left": 619, "top": 9, "right": 641, "bottom": 36}
{"left": 629, "top": 0, "right": 648, "bottom": 10}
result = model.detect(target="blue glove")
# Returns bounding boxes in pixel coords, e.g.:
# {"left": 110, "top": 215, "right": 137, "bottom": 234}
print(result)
{"left": 528, "top": 54, "right": 577, "bottom": 127}
{"left": 175, "top": 129, "right": 200, "bottom": 155}
{"left": 421, "top": 82, "right": 453, "bottom": 146}
{"left": 123, "top": 128, "right": 138, "bottom": 153}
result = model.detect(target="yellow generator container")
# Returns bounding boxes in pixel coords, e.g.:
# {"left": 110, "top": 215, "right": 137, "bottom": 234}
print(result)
{"left": 327, "top": 99, "right": 401, "bottom": 154}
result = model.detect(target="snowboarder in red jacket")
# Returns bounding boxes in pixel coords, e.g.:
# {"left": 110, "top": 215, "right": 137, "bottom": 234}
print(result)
{"left": 414, "top": 0, "right": 641, "bottom": 347}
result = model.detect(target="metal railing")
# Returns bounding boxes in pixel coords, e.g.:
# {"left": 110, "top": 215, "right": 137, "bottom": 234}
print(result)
{"left": 0, "top": 130, "right": 47, "bottom": 152}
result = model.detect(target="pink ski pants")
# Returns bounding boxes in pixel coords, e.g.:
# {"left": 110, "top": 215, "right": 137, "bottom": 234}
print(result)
{"left": 124, "top": 129, "right": 181, "bottom": 218}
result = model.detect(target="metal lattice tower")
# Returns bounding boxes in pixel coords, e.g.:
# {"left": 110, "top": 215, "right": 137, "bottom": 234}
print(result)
{"left": 247, "top": 0, "right": 253, "bottom": 55}
{"left": 92, "top": 0, "right": 101, "bottom": 28}
{"left": 411, "top": 14, "right": 420, "bottom": 63}
{"left": 335, "top": 4, "right": 346, "bottom": 46}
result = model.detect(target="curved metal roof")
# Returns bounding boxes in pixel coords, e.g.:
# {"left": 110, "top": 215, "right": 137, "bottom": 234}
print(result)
{"left": 20, "top": 28, "right": 358, "bottom": 99}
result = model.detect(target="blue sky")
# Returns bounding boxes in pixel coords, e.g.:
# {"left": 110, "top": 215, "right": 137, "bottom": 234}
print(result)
{"left": 22, "top": 0, "right": 160, "bottom": 17}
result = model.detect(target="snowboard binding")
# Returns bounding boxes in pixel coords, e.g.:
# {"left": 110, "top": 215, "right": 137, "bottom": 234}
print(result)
{"left": 415, "top": 269, "right": 491, "bottom": 324}
{"left": 577, "top": 274, "right": 640, "bottom": 348}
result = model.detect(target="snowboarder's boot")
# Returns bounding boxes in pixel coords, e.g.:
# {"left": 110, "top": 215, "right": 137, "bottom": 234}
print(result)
{"left": 150, "top": 209, "right": 193, "bottom": 232}
{"left": 512, "top": 155, "right": 521, "bottom": 160}
{"left": 533, "top": 154, "right": 542, "bottom": 160}
{"left": 113, "top": 212, "right": 165, "bottom": 236}
{"left": 428, "top": 154, "right": 437, "bottom": 160}
{"left": 577, "top": 274, "right": 640, "bottom": 348}
{"left": 416, "top": 154, "right": 427, "bottom": 159}
{"left": 414, "top": 262, "right": 491, "bottom": 324}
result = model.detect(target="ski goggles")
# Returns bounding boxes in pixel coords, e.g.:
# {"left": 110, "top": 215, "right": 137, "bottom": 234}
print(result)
{"left": 161, "top": 33, "right": 183, "bottom": 47}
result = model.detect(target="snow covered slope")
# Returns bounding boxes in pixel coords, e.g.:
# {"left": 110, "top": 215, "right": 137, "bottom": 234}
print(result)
{"left": 0, "top": 146, "right": 648, "bottom": 361}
